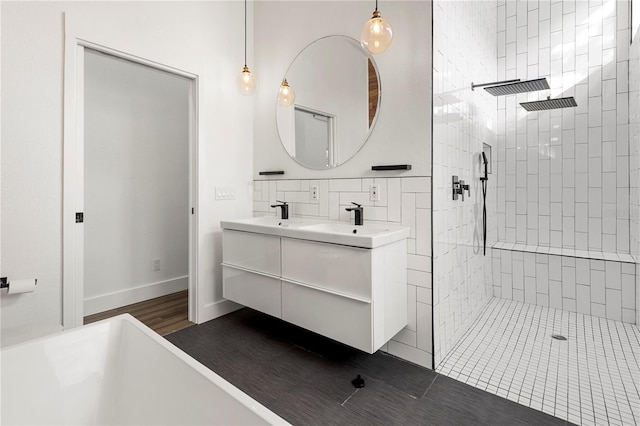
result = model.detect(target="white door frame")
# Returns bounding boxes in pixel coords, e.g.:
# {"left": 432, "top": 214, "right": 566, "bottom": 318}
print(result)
{"left": 62, "top": 37, "right": 199, "bottom": 328}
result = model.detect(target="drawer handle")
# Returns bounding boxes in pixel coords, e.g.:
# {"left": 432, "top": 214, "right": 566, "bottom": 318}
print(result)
{"left": 281, "top": 278, "right": 371, "bottom": 304}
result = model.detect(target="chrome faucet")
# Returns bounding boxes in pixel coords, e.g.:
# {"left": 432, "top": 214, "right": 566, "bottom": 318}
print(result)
{"left": 345, "top": 202, "right": 364, "bottom": 226}
{"left": 270, "top": 200, "right": 289, "bottom": 219}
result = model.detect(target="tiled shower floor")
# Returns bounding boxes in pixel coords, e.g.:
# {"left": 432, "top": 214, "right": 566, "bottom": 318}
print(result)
{"left": 437, "top": 298, "right": 640, "bottom": 426}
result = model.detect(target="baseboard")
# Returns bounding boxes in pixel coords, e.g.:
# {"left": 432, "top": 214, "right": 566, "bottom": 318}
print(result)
{"left": 84, "top": 276, "right": 188, "bottom": 316}
{"left": 197, "top": 299, "right": 243, "bottom": 324}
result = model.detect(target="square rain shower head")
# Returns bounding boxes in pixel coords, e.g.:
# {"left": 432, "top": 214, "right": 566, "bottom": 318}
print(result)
{"left": 483, "top": 78, "right": 550, "bottom": 96}
{"left": 520, "top": 96, "right": 578, "bottom": 111}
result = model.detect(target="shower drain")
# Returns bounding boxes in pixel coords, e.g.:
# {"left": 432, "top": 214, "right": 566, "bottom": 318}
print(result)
{"left": 551, "top": 334, "right": 567, "bottom": 341}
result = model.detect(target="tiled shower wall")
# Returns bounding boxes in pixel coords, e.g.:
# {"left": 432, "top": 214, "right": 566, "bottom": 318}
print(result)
{"left": 630, "top": 30, "right": 640, "bottom": 325}
{"left": 496, "top": 0, "right": 631, "bottom": 252}
{"left": 492, "top": 250, "right": 636, "bottom": 322}
{"left": 432, "top": 0, "right": 497, "bottom": 365}
{"left": 493, "top": 0, "right": 637, "bottom": 323}
{"left": 253, "top": 177, "right": 433, "bottom": 368}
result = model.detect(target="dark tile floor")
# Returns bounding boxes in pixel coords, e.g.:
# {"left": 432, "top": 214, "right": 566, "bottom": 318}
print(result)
{"left": 165, "top": 308, "right": 573, "bottom": 425}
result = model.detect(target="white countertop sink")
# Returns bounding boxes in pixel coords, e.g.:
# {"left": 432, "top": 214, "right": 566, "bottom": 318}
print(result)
{"left": 220, "top": 216, "right": 314, "bottom": 233}
{"left": 221, "top": 217, "right": 409, "bottom": 248}
{"left": 301, "top": 222, "right": 410, "bottom": 248}
{"left": 303, "top": 222, "right": 395, "bottom": 235}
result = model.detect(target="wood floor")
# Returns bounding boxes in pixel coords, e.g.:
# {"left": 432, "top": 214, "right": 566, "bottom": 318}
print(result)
{"left": 83, "top": 290, "right": 193, "bottom": 336}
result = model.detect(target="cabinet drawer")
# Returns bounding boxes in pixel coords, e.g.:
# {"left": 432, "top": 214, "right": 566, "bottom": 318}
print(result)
{"left": 281, "top": 281, "right": 372, "bottom": 353}
{"left": 281, "top": 238, "right": 371, "bottom": 300}
{"left": 222, "top": 265, "right": 281, "bottom": 318}
{"left": 223, "top": 230, "right": 281, "bottom": 276}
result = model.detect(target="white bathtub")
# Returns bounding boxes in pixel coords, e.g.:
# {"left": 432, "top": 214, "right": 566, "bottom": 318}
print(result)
{"left": 1, "top": 314, "right": 289, "bottom": 425}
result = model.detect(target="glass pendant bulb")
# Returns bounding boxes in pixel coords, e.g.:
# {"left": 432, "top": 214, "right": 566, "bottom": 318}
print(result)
{"left": 278, "top": 79, "right": 295, "bottom": 106}
{"left": 360, "top": 9, "right": 393, "bottom": 54}
{"left": 238, "top": 0, "right": 257, "bottom": 95}
{"left": 238, "top": 65, "right": 257, "bottom": 95}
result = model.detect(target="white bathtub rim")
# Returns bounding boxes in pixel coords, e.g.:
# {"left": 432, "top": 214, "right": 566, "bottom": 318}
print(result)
{"left": 121, "top": 314, "right": 290, "bottom": 426}
{"left": 1, "top": 314, "right": 290, "bottom": 426}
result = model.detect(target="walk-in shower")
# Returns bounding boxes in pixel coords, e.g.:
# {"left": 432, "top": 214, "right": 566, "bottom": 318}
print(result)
{"left": 433, "top": 0, "right": 639, "bottom": 425}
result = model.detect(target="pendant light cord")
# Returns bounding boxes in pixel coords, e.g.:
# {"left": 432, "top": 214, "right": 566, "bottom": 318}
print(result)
{"left": 375, "top": 0, "right": 379, "bottom": 12}
{"left": 244, "top": 0, "right": 247, "bottom": 67}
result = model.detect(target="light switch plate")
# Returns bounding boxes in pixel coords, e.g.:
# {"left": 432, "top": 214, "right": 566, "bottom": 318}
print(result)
{"left": 311, "top": 185, "right": 319, "bottom": 200}
{"left": 215, "top": 186, "right": 236, "bottom": 200}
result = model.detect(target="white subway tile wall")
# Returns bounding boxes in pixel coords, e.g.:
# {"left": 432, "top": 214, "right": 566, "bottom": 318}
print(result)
{"left": 438, "top": 298, "right": 640, "bottom": 426}
{"left": 494, "top": 0, "right": 638, "bottom": 324}
{"left": 492, "top": 247, "right": 636, "bottom": 323}
{"left": 253, "top": 177, "right": 432, "bottom": 368}
{"left": 629, "top": 19, "right": 640, "bottom": 326}
{"left": 433, "top": 0, "right": 498, "bottom": 365}
{"left": 497, "top": 0, "right": 631, "bottom": 253}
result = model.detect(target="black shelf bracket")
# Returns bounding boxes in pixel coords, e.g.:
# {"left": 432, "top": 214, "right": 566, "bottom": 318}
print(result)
{"left": 258, "top": 171, "right": 285, "bottom": 176}
{"left": 371, "top": 164, "right": 412, "bottom": 171}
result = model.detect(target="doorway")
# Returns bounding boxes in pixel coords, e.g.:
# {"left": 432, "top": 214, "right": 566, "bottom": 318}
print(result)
{"left": 63, "top": 43, "right": 198, "bottom": 329}
{"left": 294, "top": 105, "right": 335, "bottom": 169}
{"left": 81, "top": 50, "right": 191, "bottom": 329}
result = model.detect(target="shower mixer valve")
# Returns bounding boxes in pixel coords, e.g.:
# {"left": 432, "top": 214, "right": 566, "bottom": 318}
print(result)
{"left": 452, "top": 176, "right": 471, "bottom": 201}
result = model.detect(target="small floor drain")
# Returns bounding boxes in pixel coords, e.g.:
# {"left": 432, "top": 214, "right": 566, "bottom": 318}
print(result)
{"left": 551, "top": 334, "right": 567, "bottom": 341}
{"left": 351, "top": 374, "right": 365, "bottom": 388}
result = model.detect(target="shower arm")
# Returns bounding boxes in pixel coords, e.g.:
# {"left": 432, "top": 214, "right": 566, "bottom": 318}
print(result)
{"left": 471, "top": 79, "right": 521, "bottom": 91}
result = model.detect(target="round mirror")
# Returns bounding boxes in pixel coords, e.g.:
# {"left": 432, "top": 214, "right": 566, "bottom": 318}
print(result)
{"left": 276, "top": 35, "right": 381, "bottom": 170}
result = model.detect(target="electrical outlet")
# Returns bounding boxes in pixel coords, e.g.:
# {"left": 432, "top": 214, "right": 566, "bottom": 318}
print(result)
{"left": 311, "top": 185, "right": 319, "bottom": 200}
{"left": 370, "top": 184, "right": 380, "bottom": 201}
{"left": 152, "top": 258, "right": 161, "bottom": 271}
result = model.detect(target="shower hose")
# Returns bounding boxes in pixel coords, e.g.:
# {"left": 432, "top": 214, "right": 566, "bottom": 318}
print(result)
{"left": 481, "top": 176, "right": 487, "bottom": 256}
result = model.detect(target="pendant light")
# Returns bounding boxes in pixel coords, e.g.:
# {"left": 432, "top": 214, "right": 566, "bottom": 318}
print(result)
{"left": 278, "top": 79, "right": 295, "bottom": 106}
{"left": 238, "top": 0, "right": 257, "bottom": 95}
{"left": 360, "top": 0, "right": 393, "bottom": 54}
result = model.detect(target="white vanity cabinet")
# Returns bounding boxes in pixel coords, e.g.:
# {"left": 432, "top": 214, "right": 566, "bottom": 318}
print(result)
{"left": 221, "top": 224, "right": 408, "bottom": 354}
{"left": 221, "top": 231, "right": 282, "bottom": 318}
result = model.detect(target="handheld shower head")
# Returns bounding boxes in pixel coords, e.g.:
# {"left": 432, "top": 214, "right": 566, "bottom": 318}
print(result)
{"left": 481, "top": 152, "right": 488, "bottom": 182}
{"left": 479, "top": 151, "right": 489, "bottom": 256}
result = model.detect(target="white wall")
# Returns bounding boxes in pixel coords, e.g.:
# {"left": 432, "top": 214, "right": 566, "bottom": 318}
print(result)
{"left": 83, "top": 51, "right": 189, "bottom": 315}
{"left": 1, "top": 1, "right": 253, "bottom": 336}
{"left": 253, "top": 1, "right": 433, "bottom": 368}
{"left": 254, "top": 1, "right": 431, "bottom": 179}
{"left": 432, "top": 0, "right": 497, "bottom": 366}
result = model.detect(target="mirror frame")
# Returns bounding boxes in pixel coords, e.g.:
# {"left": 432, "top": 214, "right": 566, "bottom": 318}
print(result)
{"left": 276, "top": 35, "right": 382, "bottom": 170}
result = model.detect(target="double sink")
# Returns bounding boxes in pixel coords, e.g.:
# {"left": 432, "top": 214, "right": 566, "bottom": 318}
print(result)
{"left": 220, "top": 216, "right": 409, "bottom": 249}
